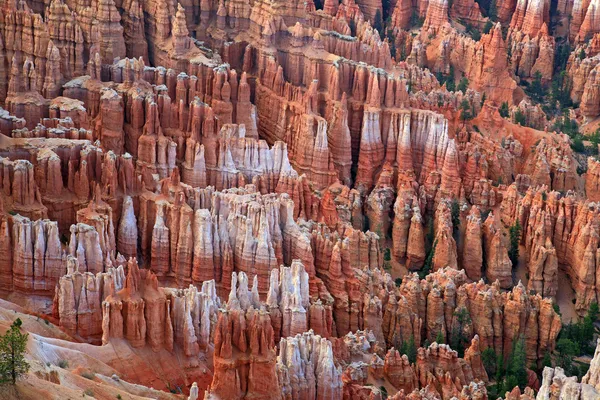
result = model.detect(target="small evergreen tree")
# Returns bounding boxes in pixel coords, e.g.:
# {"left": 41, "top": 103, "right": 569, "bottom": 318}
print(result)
{"left": 399, "top": 336, "right": 418, "bottom": 363}
{"left": 387, "top": 29, "right": 397, "bottom": 59}
{"left": 374, "top": 10, "right": 384, "bottom": 35}
{"left": 550, "top": 71, "right": 573, "bottom": 110}
{"left": 495, "top": 352, "right": 505, "bottom": 385}
{"left": 450, "top": 308, "right": 471, "bottom": 357}
{"left": 0, "top": 318, "right": 30, "bottom": 385}
{"left": 553, "top": 301, "right": 600, "bottom": 378}
{"left": 380, "top": 385, "right": 388, "bottom": 399}
{"left": 460, "top": 98, "right": 473, "bottom": 121}
{"left": 560, "top": 301, "right": 599, "bottom": 354}
{"left": 553, "top": 113, "right": 580, "bottom": 137}
{"left": 499, "top": 102, "right": 510, "bottom": 118}
{"left": 426, "top": 217, "right": 435, "bottom": 245}
{"left": 483, "top": 20, "right": 494, "bottom": 34}
{"left": 349, "top": 19, "right": 356, "bottom": 36}
{"left": 481, "top": 347, "right": 497, "bottom": 377}
{"left": 514, "top": 109, "right": 526, "bottom": 126}
{"left": 507, "top": 337, "right": 528, "bottom": 390}
{"left": 571, "top": 136, "right": 585, "bottom": 153}
{"left": 488, "top": 0, "right": 497, "bottom": 20}
{"left": 398, "top": 45, "right": 407, "bottom": 61}
{"left": 588, "top": 301, "right": 599, "bottom": 320}
{"left": 383, "top": 248, "right": 391, "bottom": 261}
{"left": 481, "top": 92, "right": 487, "bottom": 107}
{"left": 457, "top": 77, "right": 469, "bottom": 93}
{"left": 382, "top": 0, "right": 392, "bottom": 19}
{"left": 526, "top": 71, "right": 545, "bottom": 103}
{"left": 554, "top": 43, "right": 572, "bottom": 74}
{"left": 542, "top": 352, "right": 553, "bottom": 368}
{"left": 580, "top": 302, "right": 599, "bottom": 353}
{"left": 410, "top": 10, "right": 424, "bottom": 27}
{"left": 451, "top": 199, "right": 461, "bottom": 237}
{"left": 556, "top": 338, "right": 579, "bottom": 375}
{"left": 419, "top": 240, "right": 437, "bottom": 279}
{"left": 435, "top": 331, "right": 445, "bottom": 344}
{"left": 553, "top": 303, "right": 562, "bottom": 316}
{"left": 383, "top": 248, "right": 392, "bottom": 270}
{"left": 508, "top": 219, "right": 521, "bottom": 266}
{"left": 447, "top": 77, "right": 456, "bottom": 92}
{"left": 503, "top": 375, "right": 519, "bottom": 394}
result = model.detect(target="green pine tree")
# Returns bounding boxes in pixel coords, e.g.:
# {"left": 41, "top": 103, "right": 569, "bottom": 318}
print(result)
{"left": 451, "top": 199, "right": 461, "bottom": 236}
{"left": 374, "top": 10, "right": 384, "bottom": 35}
{"left": 398, "top": 336, "right": 418, "bottom": 363}
{"left": 0, "top": 318, "right": 30, "bottom": 385}
{"left": 481, "top": 347, "right": 497, "bottom": 377}
{"left": 488, "top": 0, "right": 497, "bottom": 20}
{"left": 483, "top": 20, "right": 494, "bottom": 34}
{"left": 508, "top": 219, "right": 521, "bottom": 266}
{"left": 349, "top": 19, "right": 356, "bottom": 36}
{"left": 436, "top": 331, "right": 445, "bottom": 344}
{"left": 419, "top": 240, "right": 437, "bottom": 279}
{"left": 382, "top": 0, "right": 392, "bottom": 20}
{"left": 499, "top": 102, "right": 509, "bottom": 118}
{"left": 514, "top": 109, "right": 527, "bottom": 126}
{"left": 542, "top": 352, "right": 552, "bottom": 369}
{"left": 457, "top": 77, "right": 469, "bottom": 93}
{"left": 503, "top": 375, "right": 519, "bottom": 394}
{"left": 450, "top": 308, "right": 471, "bottom": 357}
{"left": 526, "top": 71, "right": 546, "bottom": 103}
{"left": 460, "top": 98, "right": 473, "bottom": 121}
{"left": 495, "top": 352, "right": 505, "bottom": 384}
{"left": 507, "top": 337, "right": 528, "bottom": 390}
{"left": 387, "top": 29, "right": 397, "bottom": 58}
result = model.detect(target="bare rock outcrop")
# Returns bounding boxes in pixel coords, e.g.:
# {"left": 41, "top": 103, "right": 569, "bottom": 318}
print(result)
{"left": 385, "top": 268, "right": 561, "bottom": 363}
{"left": 277, "top": 330, "right": 343, "bottom": 399}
